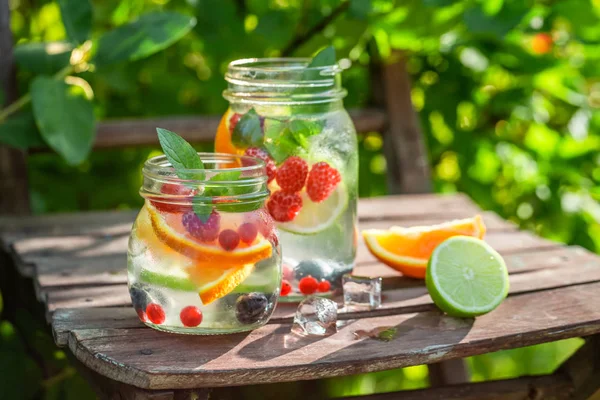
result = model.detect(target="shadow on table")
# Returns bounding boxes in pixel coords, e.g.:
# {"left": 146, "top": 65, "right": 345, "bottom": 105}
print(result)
{"left": 315, "top": 312, "right": 474, "bottom": 366}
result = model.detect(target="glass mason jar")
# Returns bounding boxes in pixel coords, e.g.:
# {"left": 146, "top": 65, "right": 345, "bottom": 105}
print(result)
{"left": 215, "top": 58, "right": 358, "bottom": 300}
{"left": 127, "top": 153, "right": 282, "bottom": 334}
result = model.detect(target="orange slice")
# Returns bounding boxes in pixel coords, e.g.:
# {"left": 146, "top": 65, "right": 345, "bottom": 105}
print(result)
{"left": 362, "top": 215, "right": 486, "bottom": 279}
{"left": 147, "top": 203, "right": 272, "bottom": 266}
{"left": 215, "top": 109, "right": 243, "bottom": 167}
{"left": 187, "top": 263, "right": 254, "bottom": 304}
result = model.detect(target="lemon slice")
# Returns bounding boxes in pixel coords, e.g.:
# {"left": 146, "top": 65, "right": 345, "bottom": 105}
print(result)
{"left": 278, "top": 183, "right": 348, "bottom": 235}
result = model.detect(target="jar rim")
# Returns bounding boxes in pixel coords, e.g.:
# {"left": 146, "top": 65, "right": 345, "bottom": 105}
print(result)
{"left": 143, "top": 152, "right": 266, "bottom": 179}
{"left": 140, "top": 153, "right": 269, "bottom": 207}
{"left": 227, "top": 57, "right": 342, "bottom": 75}
{"left": 224, "top": 57, "right": 347, "bottom": 105}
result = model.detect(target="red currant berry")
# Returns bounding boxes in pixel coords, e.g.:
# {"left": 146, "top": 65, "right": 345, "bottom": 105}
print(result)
{"left": 317, "top": 280, "right": 331, "bottom": 293}
{"left": 218, "top": 229, "right": 240, "bottom": 251}
{"left": 180, "top": 306, "right": 203, "bottom": 327}
{"left": 238, "top": 222, "right": 258, "bottom": 244}
{"left": 136, "top": 309, "right": 148, "bottom": 322}
{"left": 280, "top": 280, "right": 292, "bottom": 296}
{"left": 146, "top": 303, "right": 165, "bottom": 325}
{"left": 298, "top": 276, "right": 318, "bottom": 295}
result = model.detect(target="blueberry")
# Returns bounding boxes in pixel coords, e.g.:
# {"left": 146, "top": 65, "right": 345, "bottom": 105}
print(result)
{"left": 235, "top": 293, "right": 269, "bottom": 324}
{"left": 129, "top": 284, "right": 150, "bottom": 311}
{"left": 294, "top": 259, "right": 333, "bottom": 281}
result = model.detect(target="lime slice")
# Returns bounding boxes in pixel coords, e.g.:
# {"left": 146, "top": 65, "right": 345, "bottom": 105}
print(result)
{"left": 426, "top": 236, "right": 509, "bottom": 317}
{"left": 278, "top": 183, "right": 348, "bottom": 235}
{"left": 140, "top": 269, "right": 197, "bottom": 292}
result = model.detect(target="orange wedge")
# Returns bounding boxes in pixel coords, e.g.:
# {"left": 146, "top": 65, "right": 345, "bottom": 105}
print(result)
{"left": 147, "top": 203, "right": 272, "bottom": 266}
{"left": 215, "top": 110, "right": 243, "bottom": 167}
{"left": 187, "top": 263, "right": 254, "bottom": 304}
{"left": 362, "top": 215, "right": 486, "bottom": 279}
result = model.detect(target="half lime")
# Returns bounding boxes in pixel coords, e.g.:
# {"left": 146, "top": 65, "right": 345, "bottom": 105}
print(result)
{"left": 426, "top": 236, "right": 509, "bottom": 317}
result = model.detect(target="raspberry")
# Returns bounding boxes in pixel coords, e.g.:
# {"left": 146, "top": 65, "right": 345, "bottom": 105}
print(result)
{"left": 267, "top": 191, "right": 302, "bottom": 222}
{"left": 280, "top": 280, "right": 292, "bottom": 296}
{"left": 238, "top": 222, "right": 258, "bottom": 244}
{"left": 146, "top": 303, "right": 165, "bottom": 325}
{"left": 306, "top": 162, "right": 341, "bottom": 203}
{"left": 276, "top": 156, "right": 308, "bottom": 192}
{"left": 151, "top": 183, "right": 194, "bottom": 213}
{"left": 229, "top": 113, "right": 242, "bottom": 133}
{"left": 317, "top": 280, "right": 331, "bottom": 293}
{"left": 218, "top": 229, "right": 240, "bottom": 251}
{"left": 182, "top": 210, "right": 221, "bottom": 242}
{"left": 180, "top": 306, "right": 203, "bottom": 327}
{"left": 244, "top": 147, "right": 277, "bottom": 183}
{"left": 298, "top": 276, "right": 318, "bottom": 295}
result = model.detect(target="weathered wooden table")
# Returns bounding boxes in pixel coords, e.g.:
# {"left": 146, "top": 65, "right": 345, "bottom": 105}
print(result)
{"left": 2, "top": 194, "right": 600, "bottom": 399}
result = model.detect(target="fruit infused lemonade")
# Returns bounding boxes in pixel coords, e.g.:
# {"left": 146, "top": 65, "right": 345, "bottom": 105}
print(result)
{"left": 128, "top": 129, "right": 281, "bottom": 334}
{"left": 216, "top": 48, "right": 358, "bottom": 300}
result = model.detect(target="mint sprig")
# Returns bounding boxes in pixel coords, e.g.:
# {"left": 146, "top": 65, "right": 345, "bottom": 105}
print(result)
{"left": 263, "top": 118, "right": 323, "bottom": 163}
{"left": 157, "top": 128, "right": 204, "bottom": 180}
{"left": 156, "top": 127, "right": 211, "bottom": 221}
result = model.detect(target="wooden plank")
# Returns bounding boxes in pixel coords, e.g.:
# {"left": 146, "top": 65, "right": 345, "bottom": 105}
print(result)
{"left": 356, "top": 193, "right": 479, "bottom": 221}
{"left": 337, "top": 373, "right": 573, "bottom": 400}
{"left": 23, "top": 109, "right": 386, "bottom": 152}
{"left": 355, "top": 246, "right": 597, "bottom": 279}
{"left": 380, "top": 51, "right": 431, "bottom": 194}
{"left": 41, "top": 243, "right": 592, "bottom": 316}
{"left": 356, "top": 230, "right": 559, "bottom": 265}
{"left": 559, "top": 335, "right": 600, "bottom": 400}
{"left": 62, "top": 282, "right": 600, "bottom": 389}
{"left": 359, "top": 211, "right": 516, "bottom": 232}
{"left": 50, "top": 255, "right": 600, "bottom": 343}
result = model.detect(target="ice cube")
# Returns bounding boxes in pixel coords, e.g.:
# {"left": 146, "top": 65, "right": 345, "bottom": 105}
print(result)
{"left": 291, "top": 296, "right": 338, "bottom": 336}
{"left": 342, "top": 274, "right": 382, "bottom": 310}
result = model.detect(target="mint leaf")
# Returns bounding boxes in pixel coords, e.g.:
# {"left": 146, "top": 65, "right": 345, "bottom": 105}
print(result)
{"left": 156, "top": 127, "right": 211, "bottom": 221}
{"left": 192, "top": 202, "right": 213, "bottom": 223}
{"left": 307, "top": 46, "right": 336, "bottom": 68}
{"left": 289, "top": 120, "right": 322, "bottom": 150}
{"left": 156, "top": 128, "right": 204, "bottom": 180}
{"left": 231, "top": 109, "right": 263, "bottom": 148}
{"left": 204, "top": 170, "right": 242, "bottom": 197}
{"left": 264, "top": 119, "right": 304, "bottom": 163}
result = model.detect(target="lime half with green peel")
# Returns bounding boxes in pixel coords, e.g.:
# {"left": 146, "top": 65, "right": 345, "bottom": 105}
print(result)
{"left": 278, "top": 183, "right": 348, "bottom": 235}
{"left": 426, "top": 236, "right": 509, "bottom": 318}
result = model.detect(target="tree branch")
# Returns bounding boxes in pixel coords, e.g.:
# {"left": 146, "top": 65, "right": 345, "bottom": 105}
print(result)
{"left": 281, "top": 1, "right": 350, "bottom": 56}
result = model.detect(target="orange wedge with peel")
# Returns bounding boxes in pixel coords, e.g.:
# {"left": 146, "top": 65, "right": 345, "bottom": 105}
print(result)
{"left": 187, "top": 263, "right": 254, "bottom": 304}
{"left": 147, "top": 203, "right": 272, "bottom": 266}
{"left": 362, "top": 215, "right": 486, "bottom": 279}
{"left": 215, "top": 110, "right": 243, "bottom": 167}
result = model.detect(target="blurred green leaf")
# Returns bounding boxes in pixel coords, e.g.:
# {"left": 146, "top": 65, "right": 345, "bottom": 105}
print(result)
{"left": 349, "top": 0, "right": 372, "bottom": 20}
{"left": 554, "top": 0, "right": 600, "bottom": 42}
{"left": 463, "top": 2, "right": 527, "bottom": 39}
{"left": 524, "top": 124, "right": 560, "bottom": 158}
{"left": 58, "top": 0, "right": 93, "bottom": 44}
{"left": 31, "top": 77, "right": 96, "bottom": 165}
{"left": 13, "top": 42, "right": 73, "bottom": 74}
{"left": 94, "top": 12, "right": 197, "bottom": 67}
{"left": 0, "top": 112, "right": 46, "bottom": 150}
{"left": 308, "top": 45, "right": 337, "bottom": 67}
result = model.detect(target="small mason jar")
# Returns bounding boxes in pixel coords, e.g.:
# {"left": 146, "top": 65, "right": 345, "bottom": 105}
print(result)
{"left": 127, "top": 153, "right": 281, "bottom": 334}
{"left": 215, "top": 58, "right": 358, "bottom": 300}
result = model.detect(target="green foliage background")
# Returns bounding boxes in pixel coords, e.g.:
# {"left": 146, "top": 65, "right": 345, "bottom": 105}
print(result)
{"left": 2, "top": 0, "right": 599, "bottom": 397}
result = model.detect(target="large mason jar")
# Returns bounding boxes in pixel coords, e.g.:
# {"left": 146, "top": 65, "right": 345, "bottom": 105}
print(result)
{"left": 128, "top": 153, "right": 282, "bottom": 334}
{"left": 215, "top": 58, "right": 358, "bottom": 300}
